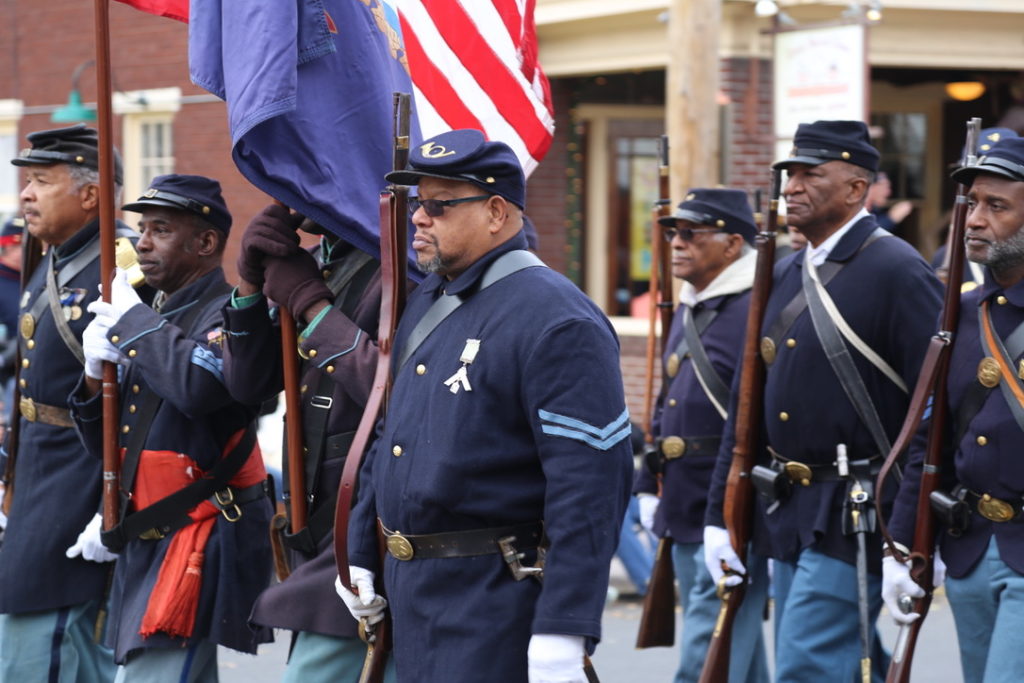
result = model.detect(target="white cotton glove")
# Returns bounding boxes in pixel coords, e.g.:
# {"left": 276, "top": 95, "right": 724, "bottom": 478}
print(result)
{"left": 335, "top": 566, "right": 387, "bottom": 625}
{"left": 881, "top": 555, "right": 926, "bottom": 625}
{"left": 703, "top": 525, "right": 745, "bottom": 587}
{"left": 527, "top": 634, "right": 586, "bottom": 683}
{"left": 106, "top": 268, "right": 143, "bottom": 316}
{"left": 933, "top": 547, "right": 947, "bottom": 588}
{"left": 65, "top": 513, "right": 118, "bottom": 563}
{"left": 637, "top": 494, "right": 659, "bottom": 534}
{"left": 82, "top": 310, "right": 125, "bottom": 379}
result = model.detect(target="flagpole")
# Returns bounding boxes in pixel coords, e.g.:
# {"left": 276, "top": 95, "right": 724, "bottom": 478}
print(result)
{"left": 93, "top": 0, "right": 121, "bottom": 530}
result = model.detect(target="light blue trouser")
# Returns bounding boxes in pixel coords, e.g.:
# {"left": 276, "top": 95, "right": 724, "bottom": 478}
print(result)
{"left": 671, "top": 541, "right": 770, "bottom": 683}
{"left": 113, "top": 641, "right": 216, "bottom": 683}
{"left": 617, "top": 497, "right": 656, "bottom": 595}
{"left": 772, "top": 548, "right": 888, "bottom": 683}
{"left": 0, "top": 599, "right": 115, "bottom": 683}
{"left": 945, "top": 536, "right": 1024, "bottom": 683}
{"left": 283, "top": 632, "right": 396, "bottom": 683}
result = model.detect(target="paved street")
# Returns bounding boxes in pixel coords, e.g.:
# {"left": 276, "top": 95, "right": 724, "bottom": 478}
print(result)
{"left": 218, "top": 559, "right": 964, "bottom": 682}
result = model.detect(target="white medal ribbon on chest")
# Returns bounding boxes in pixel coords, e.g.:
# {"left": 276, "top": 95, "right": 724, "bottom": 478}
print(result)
{"left": 443, "top": 339, "right": 481, "bottom": 394}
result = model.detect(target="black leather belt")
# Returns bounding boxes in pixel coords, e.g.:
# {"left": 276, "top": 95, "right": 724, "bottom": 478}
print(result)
{"left": 137, "top": 479, "right": 270, "bottom": 541}
{"left": 768, "top": 449, "right": 880, "bottom": 486}
{"left": 660, "top": 435, "right": 720, "bottom": 460}
{"left": 379, "top": 520, "right": 543, "bottom": 561}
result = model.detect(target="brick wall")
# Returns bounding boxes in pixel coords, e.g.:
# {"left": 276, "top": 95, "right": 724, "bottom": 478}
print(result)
{"left": 525, "top": 79, "right": 572, "bottom": 274}
{"left": 721, "top": 56, "right": 775, "bottom": 204}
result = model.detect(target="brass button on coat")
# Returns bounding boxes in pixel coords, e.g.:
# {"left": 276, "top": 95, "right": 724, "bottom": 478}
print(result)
{"left": 416, "top": 364, "right": 427, "bottom": 375}
{"left": 392, "top": 445, "right": 403, "bottom": 457}
{"left": 779, "top": 411, "right": 790, "bottom": 422}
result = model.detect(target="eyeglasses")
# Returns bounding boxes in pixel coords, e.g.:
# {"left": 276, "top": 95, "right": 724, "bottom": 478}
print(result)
{"left": 409, "top": 194, "right": 492, "bottom": 218}
{"left": 662, "top": 226, "right": 723, "bottom": 243}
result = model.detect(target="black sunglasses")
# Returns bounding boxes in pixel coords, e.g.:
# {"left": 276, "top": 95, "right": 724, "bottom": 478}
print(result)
{"left": 662, "top": 226, "right": 724, "bottom": 243}
{"left": 409, "top": 194, "right": 492, "bottom": 218}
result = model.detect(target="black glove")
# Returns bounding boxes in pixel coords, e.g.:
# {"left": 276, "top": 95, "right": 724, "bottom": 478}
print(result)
{"left": 263, "top": 250, "right": 333, "bottom": 321}
{"left": 237, "top": 204, "right": 304, "bottom": 286}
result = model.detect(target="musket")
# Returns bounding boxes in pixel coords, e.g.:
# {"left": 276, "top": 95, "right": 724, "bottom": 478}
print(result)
{"left": 875, "top": 117, "right": 981, "bottom": 683}
{"left": 92, "top": 0, "right": 121, "bottom": 531}
{"left": 333, "top": 92, "right": 411, "bottom": 683}
{"left": 698, "top": 170, "right": 779, "bottom": 683}
{"left": 636, "top": 135, "right": 677, "bottom": 650}
{"left": 1, "top": 226, "right": 44, "bottom": 516}
{"left": 280, "top": 295, "right": 307, "bottom": 533}
{"left": 641, "top": 135, "right": 673, "bottom": 441}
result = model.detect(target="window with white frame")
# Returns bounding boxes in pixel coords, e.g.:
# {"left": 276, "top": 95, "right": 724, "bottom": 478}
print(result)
{"left": 0, "top": 100, "right": 24, "bottom": 220}
{"left": 115, "top": 88, "right": 181, "bottom": 208}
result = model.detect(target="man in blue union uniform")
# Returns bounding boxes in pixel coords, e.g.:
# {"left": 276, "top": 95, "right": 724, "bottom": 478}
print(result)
{"left": 883, "top": 136, "right": 1024, "bottom": 683}
{"left": 704, "top": 120, "right": 943, "bottom": 682}
{"left": 0, "top": 125, "right": 141, "bottom": 682}
{"left": 339, "top": 129, "right": 634, "bottom": 683}
{"left": 634, "top": 188, "right": 769, "bottom": 683}
{"left": 69, "top": 174, "right": 274, "bottom": 681}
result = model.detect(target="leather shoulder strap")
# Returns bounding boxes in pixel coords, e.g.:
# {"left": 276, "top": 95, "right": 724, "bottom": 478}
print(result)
{"left": 681, "top": 306, "right": 728, "bottom": 418}
{"left": 396, "top": 250, "right": 545, "bottom": 371}
{"left": 765, "top": 228, "right": 888, "bottom": 347}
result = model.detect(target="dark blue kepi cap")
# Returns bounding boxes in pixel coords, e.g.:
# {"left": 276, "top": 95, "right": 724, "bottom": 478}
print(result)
{"left": 122, "top": 174, "right": 232, "bottom": 233}
{"left": 951, "top": 137, "right": 1024, "bottom": 186}
{"left": 11, "top": 123, "right": 123, "bottom": 184}
{"left": 976, "top": 127, "right": 1018, "bottom": 155}
{"left": 659, "top": 188, "right": 757, "bottom": 244}
{"left": 385, "top": 129, "right": 526, "bottom": 209}
{"left": 773, "top": 120, "right": 880, "bottom": 173}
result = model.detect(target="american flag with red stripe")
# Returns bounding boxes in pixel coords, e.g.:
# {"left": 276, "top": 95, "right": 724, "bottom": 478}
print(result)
{"left": 398, "top": 0, "right": 554, "bottom": 175}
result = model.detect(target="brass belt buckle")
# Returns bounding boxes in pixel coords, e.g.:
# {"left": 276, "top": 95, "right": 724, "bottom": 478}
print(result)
{"left": 19, "top": 396, "right": 36, "bottom": 422}
{"left": 661, "top": 436, "right": 686, "bottom": 460}
{"left": 139, "top": 527, "right": 166, "bottom": 541}
{"left": 214, "top": 488, "right": 242, "bottom": 522}
{"left": 784, "top": 461, "right": 813, "bottom": 487}
{"left": 977, "top": 493, "right": 1016, "bottom": 523}
{"left": 387, "top": 532, "right": 415, "bottom": 561}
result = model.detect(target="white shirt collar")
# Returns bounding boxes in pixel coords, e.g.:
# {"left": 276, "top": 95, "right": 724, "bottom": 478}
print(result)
{"left": 804, "top": 208, "right": 870, "bottom": 267}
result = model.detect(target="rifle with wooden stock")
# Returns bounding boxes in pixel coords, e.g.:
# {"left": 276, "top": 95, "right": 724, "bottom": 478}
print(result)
{"left": 698, "top": 171, "right": 779, "bottom": 683}
{"left": 636, "top": 135, "right": 677, "bottom": 649}
{"left": 875, "top": 117, "right": 981, "bottom": 683}
{"left": 333, "top": 92, "right": 411, "bottom": 683}
{"left": 1, "top": 226, "right": 43, "bottom": 516}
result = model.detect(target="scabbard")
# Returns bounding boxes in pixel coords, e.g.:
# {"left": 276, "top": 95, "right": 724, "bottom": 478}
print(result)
{"left": 854, "top": 528, "right": 872, "bottom": 683}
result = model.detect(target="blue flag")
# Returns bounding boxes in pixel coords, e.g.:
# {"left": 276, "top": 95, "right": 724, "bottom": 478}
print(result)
{"left": 189, "top": 0, "right": 420, "bottom": 268}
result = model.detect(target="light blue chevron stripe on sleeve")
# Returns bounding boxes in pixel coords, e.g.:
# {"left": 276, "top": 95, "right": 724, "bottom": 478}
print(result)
{"left": 538, "top": 407, "right": 631, "bottom": 451}
{"left": 191, "top": 346, "right": 224, "bottom": 383}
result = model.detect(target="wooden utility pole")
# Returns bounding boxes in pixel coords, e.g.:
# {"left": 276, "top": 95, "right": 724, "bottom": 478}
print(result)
{"left": 666, "top": 0, "right": 723, "bottom": 200}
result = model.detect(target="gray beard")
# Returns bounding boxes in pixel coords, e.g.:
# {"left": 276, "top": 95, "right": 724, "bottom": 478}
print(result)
{"left": 418, "top": 251, "right": 447, "bottom": 274}
{"left": 976, "top": 225, "right": 1024, "bottom": 277}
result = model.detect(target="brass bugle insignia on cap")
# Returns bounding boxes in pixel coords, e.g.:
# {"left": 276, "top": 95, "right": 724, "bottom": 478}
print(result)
{"left": 760, "top": 337, "right": 776, "bottom": 364}
{"left": 977, "top": 357, "right": 1001, "bottom": 388}
{"left": 420, "top": 142, "right": 456, "bottom": 159}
